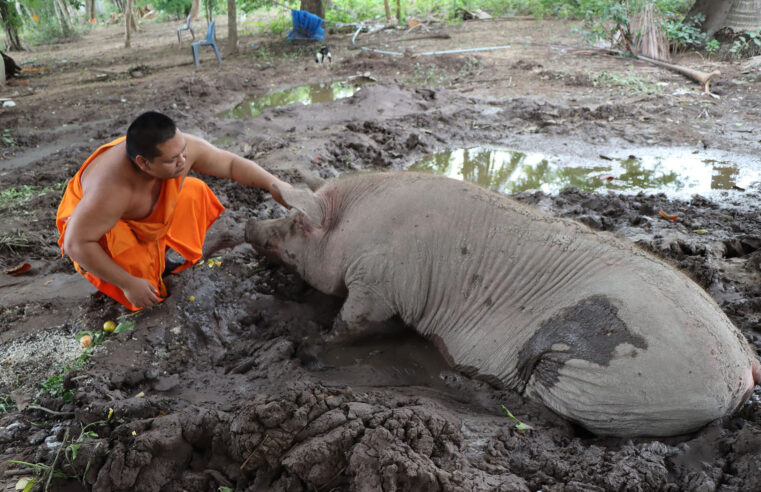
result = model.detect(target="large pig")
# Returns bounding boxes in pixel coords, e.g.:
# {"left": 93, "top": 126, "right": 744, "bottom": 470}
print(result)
{"left": 223, "top": 171, "right": 760, "bottom": 437}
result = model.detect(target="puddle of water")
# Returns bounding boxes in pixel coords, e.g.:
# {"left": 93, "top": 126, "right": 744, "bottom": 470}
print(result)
{"left": 219, "top": 76, "right": 375, "bottom": 119}
{"left": 409, "top": 147, "right": 761, "bottom": 198}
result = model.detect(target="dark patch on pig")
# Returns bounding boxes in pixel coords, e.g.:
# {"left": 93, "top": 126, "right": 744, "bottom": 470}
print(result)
{"left": 462, "top": 274, "right": 482, "bottom": 299}
{"left": 516, "top": 295, "right": 647, "bottom": 390}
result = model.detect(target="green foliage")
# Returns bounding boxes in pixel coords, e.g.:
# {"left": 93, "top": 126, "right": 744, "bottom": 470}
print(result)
{"left": 705, "top": 38, "right": 719, "bottom": 57}
{"left": 663, "top": 12, "right": 706, "bottom": 52}
{"left": 1, "top": 128, "right": 15, "bottom": 146}
{"left": 0, "top": 394, "right": 16, "bottom": 413}
{"left": 729, "top": 29, "right": 761, "bottom": 59}
{"left": 153, "top": 0, "right": 192, "bottom": 18}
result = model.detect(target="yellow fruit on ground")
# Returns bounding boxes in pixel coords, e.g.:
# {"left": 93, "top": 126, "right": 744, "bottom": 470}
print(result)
{"left": 80, "top": 335, "right": 93, "bottom": 348}
{"left": 103, "top": 320, "right": 116, "bottom": 333}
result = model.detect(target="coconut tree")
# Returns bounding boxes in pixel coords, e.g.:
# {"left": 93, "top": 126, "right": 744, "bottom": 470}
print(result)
{"left": 688, "top": 0, "right": 761, "bottom": 36}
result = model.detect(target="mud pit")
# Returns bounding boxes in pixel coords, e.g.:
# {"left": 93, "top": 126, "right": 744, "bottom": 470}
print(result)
{"left": 1, "top": 16, "right": 761, "bottom": 491}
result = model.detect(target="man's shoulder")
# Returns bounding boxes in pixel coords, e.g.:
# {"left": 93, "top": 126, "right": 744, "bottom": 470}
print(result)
{"left": 84, "top": 143, "right": 138, "bottom": 191}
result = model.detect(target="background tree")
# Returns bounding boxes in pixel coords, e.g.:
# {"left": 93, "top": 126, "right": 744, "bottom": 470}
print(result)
{"left": 227, "top": 0, "right": 237, "bottom": 54}
{"left": 300, "top": 0, "right": 323, "bottom": 19}
{"left": 687, "top": 0, "right": 733, "bottom": 36}
{"left": 85, "top": 0, "right": 96, "bottom": 20}
{"left": 125, "top": 0, "right": 134, "bottom": 46}
{"left": 0, "top": 0, "right": 24, "bottom": 50}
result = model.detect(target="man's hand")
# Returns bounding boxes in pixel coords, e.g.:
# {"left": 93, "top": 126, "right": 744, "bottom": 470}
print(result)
{"left": 122, "top": 276, "right": 161, "bottom": 308}
{"left": 270, "top": 179, "right": 293, "bottom": 208}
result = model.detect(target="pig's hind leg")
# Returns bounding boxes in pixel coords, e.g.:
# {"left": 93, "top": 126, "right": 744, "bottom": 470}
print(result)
{"left": 326, "top": 283, "right": 397, "bottom": 343}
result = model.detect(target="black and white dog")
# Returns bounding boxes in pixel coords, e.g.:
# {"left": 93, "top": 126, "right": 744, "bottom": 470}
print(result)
{"left": 315, "top": 45, "right": 332, "bottom": 66}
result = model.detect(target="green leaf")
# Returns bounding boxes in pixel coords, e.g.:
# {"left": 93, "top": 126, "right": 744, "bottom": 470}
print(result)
{"left": 68, "top": 444, "right": 80, "bottom": 461}
{"left": 23, "top": 478, "right": 37, "bottom": 492}
{"left": 218, "top": 487, "right": 234, "bottom": 492}
{"left": 498, "top": 405, "right": 518, "bottom": 421}
{"left": 114, "top": 321, "right": 136, "bottom": 334}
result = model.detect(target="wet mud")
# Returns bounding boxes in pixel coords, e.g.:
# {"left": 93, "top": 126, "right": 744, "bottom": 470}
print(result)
{"left": 1, "top": 17, "right": 761, "bottom": 492}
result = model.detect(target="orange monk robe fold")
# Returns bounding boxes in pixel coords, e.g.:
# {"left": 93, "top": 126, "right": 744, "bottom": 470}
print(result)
{"left": 56, "top": 136, "right": 225, "bottom": 311}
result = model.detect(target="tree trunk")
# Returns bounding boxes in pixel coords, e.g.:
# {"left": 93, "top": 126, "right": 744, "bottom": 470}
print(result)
{"left": 189, "top": 0, "right": 200, "bottom": 20}
{"left": 299, "top": 0, "right": 323, "bottom": 19}
{"left": 396, "top": 0, "right": 401, "bottom": 23}
{"left": 125, "top": 0, "right": 134, "bottom": 47}
{"left": 227, "top": 0, "right": 237, "bottom": 54}
{"left": 54, "top": 0, "right": 72, "bottom": 37}
{"left": 383, "top": 0, "right": 391, "bottom": 23}
{"left": 0, "top": 52, "right": 5, "bottom": 85}
{"left": 687, "top": 0, "right": 733, "bottom": 36}
{"left": 204, "top": 0, "right": 213, "bottom": 23}
{"left": 86, "top": 0, "right": 96, "bottom": 20}
{"left": 0, "top": 0, "right": 23, "bottom": 50}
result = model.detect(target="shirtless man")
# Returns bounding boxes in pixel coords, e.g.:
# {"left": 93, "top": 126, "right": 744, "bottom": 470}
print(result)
{"left": 56, "top": 111, "right": 291, "bottom": 310}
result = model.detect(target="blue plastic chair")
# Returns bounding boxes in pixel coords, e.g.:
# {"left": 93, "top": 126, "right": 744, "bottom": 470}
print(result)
{"left": 287, "top": 10, "right": 325, "bottom": 41}
{"left": 191, "top": 20, "right": 222, "bottom": 67}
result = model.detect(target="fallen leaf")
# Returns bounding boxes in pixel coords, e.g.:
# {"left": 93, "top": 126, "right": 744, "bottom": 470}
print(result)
{"left": 4, "top": 263, "right": 31, "bottom": 276}
{"left": 600, "top": 174, "right": 615, "bottom": 181}
{"left": 659, "top": 210, "right": 678, "bottom": 222}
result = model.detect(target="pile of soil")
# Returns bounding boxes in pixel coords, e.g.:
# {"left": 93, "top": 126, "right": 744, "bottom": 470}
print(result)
{"left": 1, "top": 16, "right": 760, "bottom": 491}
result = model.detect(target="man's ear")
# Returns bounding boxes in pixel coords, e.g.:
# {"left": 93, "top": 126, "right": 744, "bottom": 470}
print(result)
{"left": 134, "top": 155, "right": 151, "bottom": 172}
{"left": 273, "top": 184, "right": 324, "bottom": 227}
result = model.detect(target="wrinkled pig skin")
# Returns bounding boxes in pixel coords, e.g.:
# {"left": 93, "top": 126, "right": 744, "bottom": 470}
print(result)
{"left": 244, "top": 172, "right": 760, "bottom": 437}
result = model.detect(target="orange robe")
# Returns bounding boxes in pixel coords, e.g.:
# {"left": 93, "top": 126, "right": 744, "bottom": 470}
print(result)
{"left": 56, "top": 136, "right": 225, "bottom": 311}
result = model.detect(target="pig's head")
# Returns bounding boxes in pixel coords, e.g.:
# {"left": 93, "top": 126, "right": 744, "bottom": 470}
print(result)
{"left": 245, "top": 184, "right": 346, "bottom": 296}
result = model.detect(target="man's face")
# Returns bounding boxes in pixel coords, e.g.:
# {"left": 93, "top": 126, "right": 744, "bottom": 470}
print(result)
{"left": 145, "top": 131, "right": 187, "bottom": 179}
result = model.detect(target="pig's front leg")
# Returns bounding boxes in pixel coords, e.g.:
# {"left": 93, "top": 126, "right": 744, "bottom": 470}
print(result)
{"left": 327, "top": 282, "right": 395, "bottom": 343}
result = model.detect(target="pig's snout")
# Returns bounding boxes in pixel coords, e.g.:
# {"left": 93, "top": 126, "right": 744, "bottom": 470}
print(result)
{"left": 245, "top": 218, "right": 283, "bottom": 261}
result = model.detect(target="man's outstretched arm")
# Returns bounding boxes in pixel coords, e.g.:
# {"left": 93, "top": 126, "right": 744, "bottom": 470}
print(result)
{"left": 184, "top": 134, "right": 292, "bottom": 206}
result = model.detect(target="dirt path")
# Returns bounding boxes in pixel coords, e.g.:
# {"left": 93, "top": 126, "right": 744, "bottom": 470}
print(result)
{"left": 1, "top": 16, "right": 760, "bottom": 491}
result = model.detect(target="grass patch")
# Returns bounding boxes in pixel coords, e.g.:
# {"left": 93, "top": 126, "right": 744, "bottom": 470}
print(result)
{"left": 0, "top": 394, "right": 16, "bottom": 413}
{"left": 0, "top": 231, "right": 35, "bottom": 253}
{"left": 0, "top": 182, "right": 66, "bottom": 207}
{"left": 588, "top": 70, "right": 662, "bottom": 94}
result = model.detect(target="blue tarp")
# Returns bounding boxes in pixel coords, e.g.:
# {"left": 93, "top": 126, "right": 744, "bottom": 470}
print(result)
{"left": 287, "top": 10, "right": 325, "bottom": 41}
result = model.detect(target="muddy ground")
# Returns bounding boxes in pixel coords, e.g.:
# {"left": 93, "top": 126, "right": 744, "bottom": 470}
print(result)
{"left": 1, "top": 14, "right": 761, "bottom": 492}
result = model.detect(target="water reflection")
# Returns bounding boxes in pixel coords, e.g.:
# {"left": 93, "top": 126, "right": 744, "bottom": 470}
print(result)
{"left": 220, "top": 77, "right": 374, "bottom": 119}
{"left": 409, "top": 148, "right": 757, "bottom": 197}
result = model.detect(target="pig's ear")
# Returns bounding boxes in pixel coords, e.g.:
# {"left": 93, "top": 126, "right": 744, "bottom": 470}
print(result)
{"left": 275, "top": 184, "right": 324, "bottom": 227}
{"left": 295, "top": 166, "right": 326, "bottom": 192}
